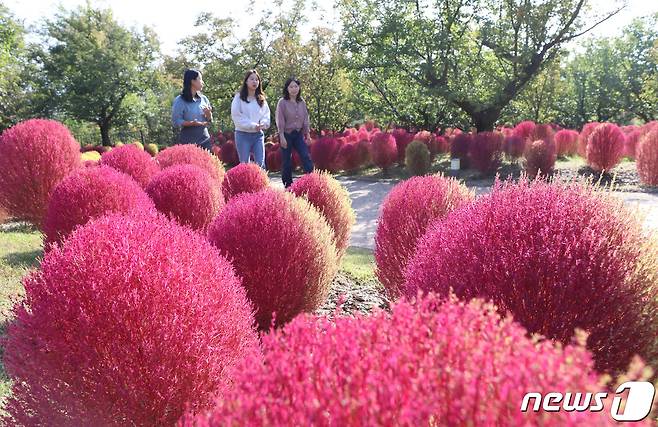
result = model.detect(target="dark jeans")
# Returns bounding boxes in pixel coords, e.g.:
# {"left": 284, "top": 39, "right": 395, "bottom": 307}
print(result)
{"left": 282, "top": 130, "right": 314, "bottom": 188}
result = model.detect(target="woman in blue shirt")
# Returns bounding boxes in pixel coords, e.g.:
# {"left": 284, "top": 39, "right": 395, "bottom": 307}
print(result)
{"left": 171, "top": 69, "right": 213, "bottom": 150}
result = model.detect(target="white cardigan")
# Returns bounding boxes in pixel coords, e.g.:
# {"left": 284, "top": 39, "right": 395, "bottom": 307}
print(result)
{"left": 230, "top": 94, "right": 271, "bottom": 132}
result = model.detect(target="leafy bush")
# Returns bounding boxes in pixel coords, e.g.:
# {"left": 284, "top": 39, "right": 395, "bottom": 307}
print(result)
{"left": 469, "top": 131, "right": 503, "bottom": 175}
{"left": 404, "top": 140, "right": 431, "bottom": 176}
{"left": 375, "top": 175, "right": 473, "bottom": 299}
{"left": 207, "top": 189, "right": 339, "bottom": 329}
{"left": 370, "top": 132, "right": 398, "bottom": 172}
{"left": 523, "top": 139, "right": 557, "bottom": 178}
{"left": 310, "top": 137, "right": 340, "bottom": 172}
{"left": 404, "top": 179, "right": 658, "bottom": 373}
{"left": 636, "top": 129, "right": 658, "bottom": 186}
{"left": 4, "top": 213, "right": 257, "bottom": 426}
{"left": 450, "top": 133, "right": 471, "bottom": 168}
{"left": 100, "top": 144, "right": 160, "bottom": 188}
{"left": 586, "top": 123, "right": 626, "bottom": 172}
{"left": 157, "top": 144, "right": 225, "bottom": 186}
{"left": 0, "top": 119, "right": 81, "bottom": 227}
{"left": 147, "top": 165, "right": 224, "bottom": 231}
{"left": 221, "top": 163, "right": 269, "bottom": 201}
{"left": 554, "top": 129, "right": 579, "bottom": 157}
{"left": 43, "top": 166, "right": 155, "bottom": 246}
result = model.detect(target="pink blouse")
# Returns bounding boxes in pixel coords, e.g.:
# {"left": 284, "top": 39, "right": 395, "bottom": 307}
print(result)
{"left": 275, "top": 98, "right": 310, "bottom": 135}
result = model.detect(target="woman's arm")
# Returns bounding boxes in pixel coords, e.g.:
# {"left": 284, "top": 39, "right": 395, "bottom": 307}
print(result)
{"left": 172, "top": 98, "right": 207, "bottom": 127}
{"left": 260, "top": 100, "right": 271, "bottom": 129}
{"left": 275, "top": 99, "right": 286, "bottom": 134}
{"left": 302, "top": 100, "right": 310, "bottom": 137}
{"left": 231, "top": 96, "right": 258, "bottom": 130}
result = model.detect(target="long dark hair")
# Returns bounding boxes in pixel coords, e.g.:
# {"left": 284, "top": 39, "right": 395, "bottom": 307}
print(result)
{"left": 182, "top": 69, "right": 201, "bottom": 102}
{"left": 283, "top": 77, "right": 303, "bottom": 103}
{"left": 239, "top": 69, "right": 266, "bottom": 107}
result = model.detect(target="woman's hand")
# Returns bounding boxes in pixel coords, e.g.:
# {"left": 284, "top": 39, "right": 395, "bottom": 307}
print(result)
{"left": 255, "top": 123, "right": 264, "bottom": 132}
{"left": 305, "top": 133, "right": 311, "bottom": 145}
{"left": 203, "top": 106, "right": 212, "bottom": 121}
{"left": 280, "top": 136, "right": 288, "bottom": 149}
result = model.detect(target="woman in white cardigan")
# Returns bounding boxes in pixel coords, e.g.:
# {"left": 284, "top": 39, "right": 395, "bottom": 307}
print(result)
{"left": 230, "top": 69, "right": 271, "bottom": 168}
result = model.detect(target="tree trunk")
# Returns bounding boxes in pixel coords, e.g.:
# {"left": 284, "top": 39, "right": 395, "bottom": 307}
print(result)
{"left": 99, "top": 121, "right": 111, "bottom": 146}
{"left": 470, "top": 108, "right": 502, "bottom": 132}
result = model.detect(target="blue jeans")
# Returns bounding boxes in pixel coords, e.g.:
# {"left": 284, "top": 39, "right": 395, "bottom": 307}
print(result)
{"left": 235, "top": 130, "right": 265, "bottom": 168}
{"left": 281, "top": 130, "right": 314, "bottom": 188}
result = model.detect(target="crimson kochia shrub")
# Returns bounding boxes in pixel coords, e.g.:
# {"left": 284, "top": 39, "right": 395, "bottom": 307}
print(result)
{"left": 3, "top": 213, "right": 258, "bottom": 426}
{"left": 221, "top": 162, "right": 269, "bottom": 201}
{"left": 100, "top": 144, "right": 160, "bottom": 188}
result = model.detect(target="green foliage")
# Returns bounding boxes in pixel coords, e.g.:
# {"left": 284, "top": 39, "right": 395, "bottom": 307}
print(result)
{"left": 405, "top": 140, "right": 431, "bottom": 176}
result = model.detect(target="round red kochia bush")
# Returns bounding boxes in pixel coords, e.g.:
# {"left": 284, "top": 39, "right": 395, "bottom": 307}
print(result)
{"left": 523, "top": 139, "right": 557, "bottom": 178}
{"left": 157, "top": 144, "right": 225, "bottom": 186}
{"left": 403, "top": 179, "right": 658, "bottom": 373}
{"left": 0, "top": 119, "right": 81, "bottom": 227}
{"left": 469, "top": 131, "right": 503, "bottom": 175}
{"left": 391, "top": 128, "right": 414, "bottom": 164}
{"left": 586, "top": 123, "right": 626, "bottom": 172}
{"left": 289, "top": 172, "right": 355, "bottom": 260}
{"left": 3, "top": 213, "right": 258, "bottom": 426}
{"left": 336, "top": 142, "right": 362, "bottom": 172}
{"left": 636, "top": 129, "right": 658, "bottom": 186}
{"left": 503, "top": 135, "right": 525, "bottom": 159}
{"left": 554, "top": 129, "right": 580, "bottom": 157}
{"left": 147, "top": 165, "right": 224, "bottom": 231}
{"left": 43, "top": 166, "right": 155, "bottom": 246}
{"left": 375, "top": 175, "right": 473, "bottom": 299}
{"left": 413, "top": 130, "right": 439, "bottom": 160}
{"left": 450, "top": 132, "right": 471, "bottom": 168}
{"left": 310, "top": 136, "right": 340, "bottom": 172}
{"left": 207, "top": 189, "right": 338, "bottom": 330}
{"left": 221, "top": 163, "right": 269, "bottom": 201}
{"left": 266, "top": 147, "right": 282, "bottom": 172}
{"left": 579, "top": 121, "right": 602, "bottom": 157}
{"left": 513, "top": 120, "right": 536, "bottom": 141}
{"left": 370, "top": 132, "right": 398, "bottom": 172}
{"left": 181, "top": 294, "right": 625, "bottom": 426}
{"left": 220, "top": 140, "right": 239, "bottom": 167}
{"left": 624, "top": 129, "right": 643, "bottom": 159}
{"left": 100, "top": 143, "right": 160, "bottom": 188}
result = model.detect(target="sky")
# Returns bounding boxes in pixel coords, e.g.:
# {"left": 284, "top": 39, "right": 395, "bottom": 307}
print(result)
{"left": 5, "top": 0, "right": 658, "bottom": 56}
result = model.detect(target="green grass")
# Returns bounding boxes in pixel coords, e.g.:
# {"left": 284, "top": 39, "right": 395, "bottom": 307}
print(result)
{"left": 340, "top": 247, "right": 376, "bottom": 283}
{"left": 0, "top": 223, "right": 43, "bottom": 407}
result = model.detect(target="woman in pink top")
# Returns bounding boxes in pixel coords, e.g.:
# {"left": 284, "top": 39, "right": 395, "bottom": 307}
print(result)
{"left": 275, "top": 77, "right": 314, "bottom": 188}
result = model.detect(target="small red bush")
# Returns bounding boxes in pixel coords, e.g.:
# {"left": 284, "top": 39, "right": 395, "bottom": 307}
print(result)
{"left": 266, "top": 147, "right": 282, "bottom": 172}
{"left": 404, "top": 179, "right": 658, "bottom": 373}
{"left": 370, "top": 132, "right": 398, "bottom": 172}
{"left": 221, "top": 163, "right": 269, "bottom": 201}
{"left": 357, "top": 139, "right": 371, "bottom": 166}
{"left": 391, "top": 128, "right": 414, "bottom": 164}
{"left": 289, "top": 172, "right": 355, "bottom": 259}
{"left": 100, "top": 144, "right": 160, "bottom": 188}
{"left": 43, "top": 166, "right": 155, "bottom": 246}
{"left": 182, "top": 294, "right": 626, "bottom": 426}
{"left": 336, "top": 142, "right": 362, "bottom": 172}
{"left": 310, "top": 137, "right": 340, "bottom": 172}
{"left": 413, "top": 130, "right": 439, "bottom": 160}
{"left": 0, "top": 119, "right": 81, "bottom": 226}
{"left": 513, "top": 120, "right": 536, "bottom": 141}
{"left": 469, "top": 131, "right": 503, "bottom": 174}
{"left": 220, "top": 140, "right": 239, "bottom": 167}
{"left": 529, "top": 123, "right": 555, "bottom": 145}
{"left": 375, "top": 175, "right": 473, "bottom": 299}
{"left": 624, "top": 129, "right": 643, "bottom": 159}
{"left": 450, "top": 133, "right": 471, "bottom": 168}
{"left": 503, "top": 135, "right": 525, "bottom": 159}
{"left": 157, "top": 144, "right": 225, "bottom": 186}
{"left": 554, "top": 129, "right": 580, "bottom": 157}
{"left": 207, "top": 189, "right": 338, "bottom": 329}
{"left": 4, "top": 213, "right": 257, "bottom": 426}
{"left": 523, "top": 139, "right": 557, "bottom": 178}
{"left": 147, "top": 165, "right": 224, "bottom": 231}
{"left": 579, "top": 122, "right": 601, "bottom": 157}
{"left": 586, "top": 123, "right": 625, "bottom": 172}
{"left": 636, "top": 129, "right": 658, "bottom": 186}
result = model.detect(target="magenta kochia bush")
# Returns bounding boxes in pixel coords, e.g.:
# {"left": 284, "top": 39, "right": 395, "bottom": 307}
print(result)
{"left": 391, "top": 128, "right": 414, "bottom": 164}
{"left": 0, "top": 119, "right": 81, "bottom": 227}
{"left": 289, "top": 172, "right": 355, "bottom": 260}
{"left": 181, "top": 294, "right": 622, "bottom": 426}
{"left": 207, "top": 189, "right": 338, "bottom": 329}
{"left": 523, "top": 139, "right": 557, "bottom": 178}
{"left": 586, "top": 123, "right": 626, "bottom": 172}
{"left": 310, "top": 137, "right": 340, "bottom": 172}
{"left": 469, "top": 131, "right": 503, "bottom": 174}
{"left": 147, "top": 165, "right": 223, "bottom": 231}
{"left": 156, "top": 144, "right": 225, "bottom": 185}
{"left": 100, "top": 144, "right": 160, "bottom": 188}
{"left": 450, "top": 132, "right": 471, "bottom": 168}
{"left": 513, "top": 120, "right": 536, "bottom": 140}
{"left": 43, "top": 166, "right": 155, "bottom": 246}
{"left": 3, "top": 214, "right": 258, "bottom": 426}
{"left": 636, "top": 129, "right": 658, "bottom": 186}
{"left": 221, "top": 162, "right": 269, "bottom": 201}
{"left": 554, "top": 129, "right": 579, "bottom": 157}
{"left": 375, "top": 175, "right": 473, "bottom": 299}
{"left": 404, "top": 179, "right": 658, "bottom": 373}
{"left": 369, "top": 132, "right": 398, "bottom": 172}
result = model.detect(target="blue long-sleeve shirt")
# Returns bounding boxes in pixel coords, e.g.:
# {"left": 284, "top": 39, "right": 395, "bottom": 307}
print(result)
{"left": 171, "top": 93, "right": 212, "bottom": 128}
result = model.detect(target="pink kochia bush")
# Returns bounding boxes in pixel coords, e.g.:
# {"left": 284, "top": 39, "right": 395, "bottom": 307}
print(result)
{"left": 375, "top": 175, "right": 473, "bottom": 299}
{"left": 523, "top": 139, "right": 557, "bottom": 178}
{"left": 310, "top": 137, "right": 340, "bottom": 172}
{"left": 207, "top": 189, "right": 338, "bottom": 329}
{"left": 403, "top": 179, "right": 658, "bottom": 373}
{"left": 554, "top": 129, "right": 580, "bottom": 157}
{"left": 157, "top": 144, "right": 225, "bottom": 186}
{"left": 369, "top": 132, "right": 398, "bottom": 172}
{"left": 100, "top": 144, "right": 160, "bottom": 188}
{"left": 391, "top": 128, "right": 414, "bottom": 164}
{"left": 289, "top": 172, "right": 355, "bottom": 260}
{"left": 586, "top": 123, "right": 626, "bottom": 172}
{"left": 513, "top": 120, "right": 536, "bottom": 141}
{"left": 221, "top": 163, "right": 269, "bottom": 201}
{"left": 181, "top": 294, "right": 624, "bottom": 426}
{"left": 469, "top": 131, "right": 503, "bottom": 174}
{"left": 220, "top": 140, "right": 239, "bottom": 167}
{"left": 336, "top": 142, "right": 362, "bottom": 172}
{"left": 3, "top": 214, "right": 257, "bottom": 426}
{"left": 0, "top": 119, "right": 81, "bottom": 226}
{"left": 43, "top": 166, "right": 155, "bottom": 246}
{"left": 147, "top": 165, "right": 223, "bottom": 231}
{"left": 636, "top": 129, "right": 658, "bottom": 186}
{"left": 579, "top": 121, "right": 602, "bottom": 157}
{"left": 503, "top": 135, "right": 525, "bottom": 159}
{"left": 450, "top": 132, "right": 471, "bottom": 168}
